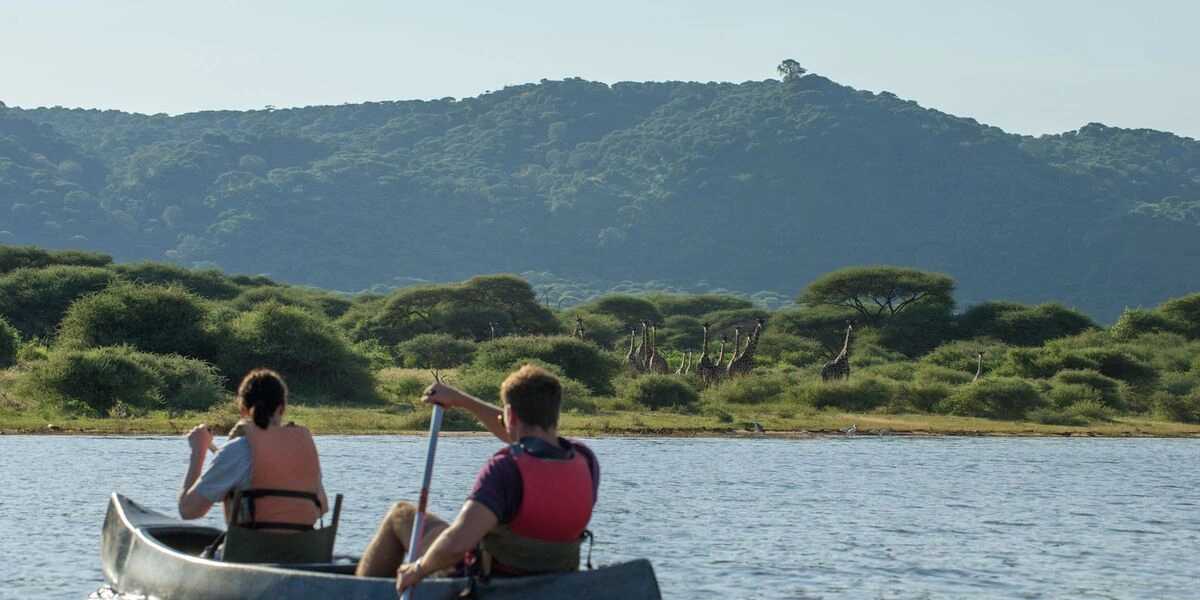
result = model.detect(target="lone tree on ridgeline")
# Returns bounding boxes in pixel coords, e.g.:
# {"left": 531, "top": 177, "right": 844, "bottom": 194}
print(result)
{"left": 799, "top": 266, "right": 956, "bottom": 327}
{"left": 777, "top": 59, "right": 807, "bottom": 82}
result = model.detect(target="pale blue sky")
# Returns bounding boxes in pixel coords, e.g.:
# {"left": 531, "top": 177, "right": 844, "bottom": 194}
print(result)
{"left": 3, "top": 0, "right": 1197, "bottom": 138}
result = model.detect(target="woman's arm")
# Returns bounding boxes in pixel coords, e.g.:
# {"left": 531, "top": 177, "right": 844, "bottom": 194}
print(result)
{"left": 178, "top": 425, "right": 216, "bottom": 519}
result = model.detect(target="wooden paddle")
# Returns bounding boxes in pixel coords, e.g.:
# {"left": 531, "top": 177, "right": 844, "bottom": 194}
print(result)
{"left": 400, "top": 371, "right": 446, "bottom": 600}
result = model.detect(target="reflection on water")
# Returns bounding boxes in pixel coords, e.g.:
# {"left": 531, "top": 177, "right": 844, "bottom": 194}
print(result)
{"left": 1, "top": 435, "right": 1198, "bottom": 599}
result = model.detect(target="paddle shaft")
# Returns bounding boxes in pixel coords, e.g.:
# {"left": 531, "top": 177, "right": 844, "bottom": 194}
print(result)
{"left": 401, "top": 402, "right": 445, "bottom": 600}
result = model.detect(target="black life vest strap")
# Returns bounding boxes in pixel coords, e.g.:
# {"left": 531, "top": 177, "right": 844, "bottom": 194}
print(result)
{"left": 581, "top": 529, "right": 594, "bottom": 570}
{"left": 234, "top": 488, "right": 322, "bottom": 528}
{"left": 234, "top": 521, "right": 315, "bottom": 532}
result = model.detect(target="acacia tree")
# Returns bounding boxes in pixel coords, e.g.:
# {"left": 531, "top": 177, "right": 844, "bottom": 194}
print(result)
{"left": 799, "top": 266, "right": 955, "bottom": 326}
{"left": 777, "top": 59, "right": 807, "bottom": 82}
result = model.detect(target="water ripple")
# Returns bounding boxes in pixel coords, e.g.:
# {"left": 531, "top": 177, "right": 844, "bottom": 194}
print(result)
{"left": 2, "top": 435, "right": 1199, "bottom": 598}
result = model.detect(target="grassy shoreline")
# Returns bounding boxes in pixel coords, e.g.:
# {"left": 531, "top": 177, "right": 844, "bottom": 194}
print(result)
{"left": 3, "top": 406, "right": 1198, "bottom": 438}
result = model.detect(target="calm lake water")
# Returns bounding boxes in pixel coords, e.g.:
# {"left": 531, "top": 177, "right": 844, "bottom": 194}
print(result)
{"left": 0, "top": 434, "right": 1197, "bottom": 599}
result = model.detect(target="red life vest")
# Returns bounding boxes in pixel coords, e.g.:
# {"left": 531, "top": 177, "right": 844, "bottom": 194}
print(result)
{"left": 507, "top": 445, "right": 593, "bottom": 542}
{"left": 480, "top": 440, "right": 595, "bottom": 574}
{"left": 238, "top": 423, "right": 323, "bottom": 531}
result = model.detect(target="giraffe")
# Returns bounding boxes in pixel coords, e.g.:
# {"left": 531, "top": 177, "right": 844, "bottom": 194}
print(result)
{"left": 972, "top": 349, "right": 986, "bottom": 382}
{"left": 728, "top": 318, "right": 765, "bottom": 378}
{"left": 675, "top": 350, "right": 689, "bottom": 376}
{"left": 647, "top": 322, "right": 670, "bottom": 374}
{"left": 712, "top": 335, "right": 728, "bottom": 384}
{"left": 726, "top": 326, "right": 741, "bottom": 372}
{"left": 821, "top": 320, "right": 853, "bottom": 381}
{"left": 695, "top": 322, "right": 716, "bottom": 385}
{"left": 623, "top": 330, "right": 643, "bottom": 378}
{"left": 634, "top": 320, "right": 649, "bottom": 368}
{"left": 488, "top": 322, "right": 497, "bottom": 341}
{"left": 571, "top": 316, "right": 585, "bottom": 340}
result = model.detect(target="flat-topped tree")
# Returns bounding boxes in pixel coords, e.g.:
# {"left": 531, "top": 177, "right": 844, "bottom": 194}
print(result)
{"left": 777, "top": 59, "right": 807, "bottom": 82}
{"left": 799, "top": 266, "right": 956, "bottom": 327}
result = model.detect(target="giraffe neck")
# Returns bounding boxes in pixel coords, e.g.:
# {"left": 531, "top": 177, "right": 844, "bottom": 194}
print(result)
{"left": 837, "top": 325, "right": 852, "bottom": 359}
{"left": 736, "top": 323, "right": 764, "bottom": 362}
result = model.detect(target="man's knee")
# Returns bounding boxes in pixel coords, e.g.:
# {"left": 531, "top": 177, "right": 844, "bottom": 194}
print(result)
{"left": 386, "top": 501, "right": 419, "bottom": 527}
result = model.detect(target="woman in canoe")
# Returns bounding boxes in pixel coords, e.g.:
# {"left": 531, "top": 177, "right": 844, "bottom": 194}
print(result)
{"left": 176, "top": 368, "right": 330, "bottom": 561}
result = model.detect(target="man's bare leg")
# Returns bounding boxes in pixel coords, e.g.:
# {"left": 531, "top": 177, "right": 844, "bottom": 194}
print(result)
{"left": 356, "top": 501, "right": 449, "bottom": 577}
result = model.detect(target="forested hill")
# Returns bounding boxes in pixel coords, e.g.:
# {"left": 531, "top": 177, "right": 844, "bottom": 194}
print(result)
{"left": 3, "top": 75, "right": 1199, "bottom": 321}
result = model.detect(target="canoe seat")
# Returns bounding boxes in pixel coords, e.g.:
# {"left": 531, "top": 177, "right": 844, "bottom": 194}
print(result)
{"left": 222, "top": 492, "right": 343, "bottom": 564}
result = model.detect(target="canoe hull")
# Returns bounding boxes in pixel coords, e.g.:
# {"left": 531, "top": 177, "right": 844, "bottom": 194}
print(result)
{"left": 102, "top": 493, "right": 661, "bottom": 600}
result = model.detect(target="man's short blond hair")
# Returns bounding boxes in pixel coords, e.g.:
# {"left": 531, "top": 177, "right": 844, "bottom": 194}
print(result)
{"left": 500, "top": 364, "right": 562, "bottom": 430}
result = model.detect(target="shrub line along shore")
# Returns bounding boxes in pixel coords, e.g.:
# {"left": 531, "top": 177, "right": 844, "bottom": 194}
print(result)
{"left": 4, "top": 409, "right": 1197, "bottom": 438}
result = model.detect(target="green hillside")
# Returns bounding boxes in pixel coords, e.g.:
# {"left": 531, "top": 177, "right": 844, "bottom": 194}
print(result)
{"left": 2, "top": 73, "right": 1198, "bottom": 320}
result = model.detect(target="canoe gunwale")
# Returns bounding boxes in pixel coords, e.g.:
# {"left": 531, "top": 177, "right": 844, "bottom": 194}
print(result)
{"left": 102, "top": 492, "right": 662, "bottom": 600}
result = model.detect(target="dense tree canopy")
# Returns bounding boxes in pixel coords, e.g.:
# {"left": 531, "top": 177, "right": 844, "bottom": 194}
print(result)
{"left": 798, "top": 266, "right": 956, "bottom": 326}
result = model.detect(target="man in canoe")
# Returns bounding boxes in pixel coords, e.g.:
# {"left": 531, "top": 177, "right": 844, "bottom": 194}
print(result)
{"left": 177, "top": 368, "right": 330, "bottom": 560}
{"left": 356, "top": 364, "right": 600, "bottom": 594}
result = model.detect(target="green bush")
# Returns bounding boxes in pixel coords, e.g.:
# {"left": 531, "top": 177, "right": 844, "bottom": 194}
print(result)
{"left": 805, "top": 376, "right": 896, "bottom": 412}
{"left": 958, "top": 301, "right": 1096, "bottom": 346}
{"left": 922, "top": 340, "right": 1007, "bottom": 373}
{"left": 396, "top": 333, "right": 477, "bottom": 369}
{"left": 1154, "top": 390, "right": 1200, "bottom": 423}
{"left": 573, "top": 295, "right": 662, "bottom": 330}
{"left": 1159, "top": 371, "right": 1200, "bottom": 397}
{"left": 1051, "top": 369, "right": 1123, "bottom": 408}
{"left": 1028, "top": 407, "right": 1089, "bottom": 427}
{"left": 876, "top": 303, "right": 956, "bottom": 357}
{"left": 913, "top": 364, "right": 973, "bottom": 386}
{"left": 473, "top": 335, "right": 620, "bottom": 395}
{"left": 859, "top": 361, "right": 917, "bottom": 382}
{"left": 1047, "top": 382, "right": 1103, "bottom": 409}
{"left": 150, "top": 353, "right": 230, "bottom": 412}
{"left": 217, "top": 301, "right": 380, "bottom": 404}
{"left": 115, "top": 262, "right": 242, "bottom": 300}
{"left": 560, "top": 311, "right": 624, "bottom": 350}
{"left": 757, "top": 331, "right": 825, "bottom": 368}
{"left": 642, "top": 292, "right": 753, "bottom": 319}
{"left": 938, "top": 377, "right": 1046, "bottom": 420}
{"left": 381, "top": 374, "right": 429, "bottom": 402}
{"left": 0, "top": 244, "right": 111, "bottom": 275}
{"left": 0, "top": 317, "right": 18, "bottom": 368}
{"left": 1109, "top": 308, "right": 1180, "bottom": 340}
{"left": 353, "top": 339, "right": 397, "bottom": 370}
{"left": 232, "top": 286, "right": 333, "bottom": 317}
{"left": 1051, "top": 367, "right": 1123, "bottom": 410}
{"left": 0, "top": 265, "right": 118, "bottom": 339}
{"left": 1081, "top": 349, "right": 1157, "bottom": 387}
{"left": 1158, "top": 293, "right": 1200, "bottom": 338}
{"left": 435, "top": 305, "right": 520, "bottom": 341}
{"left": 892, "top": 380, "right": 952, "bottom": 412}
{"left": 622, "top": 375, "right": 699, "bottom": 411}
{"left": 55, "top": 283, "right": 218, "bottom": 361}
{"left": 1003, "top": 346, "right": 1100, "bottom": 379}
{"left": 20, "top": 345, "right": 226, "bottom": 416}
{"left": 657, "top": 315, "right": 703, "bottom": 353}
{"left": 702, "top": 371, "right": 795, "bottom": 405}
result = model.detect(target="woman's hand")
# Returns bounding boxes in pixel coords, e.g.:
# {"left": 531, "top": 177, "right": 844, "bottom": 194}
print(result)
{"left": 187, "top": 424, "right": 213, "bottom": 453}
{"left": 395, "top": 559, "right": 427, "bottom": 595}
